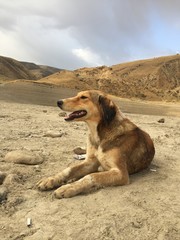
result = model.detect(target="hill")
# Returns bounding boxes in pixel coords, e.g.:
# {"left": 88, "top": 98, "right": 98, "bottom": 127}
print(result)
{"left": 20, "top": 61, "right": 61, "bottom": 79}
{"left": 38, "top": 55, "right": 180, "bottom": 101}
{"left": 0, "top": 56, "right": 61, "bottom": 81}
{"left": 0, "top": 56, "right": 36, "bottom": 81}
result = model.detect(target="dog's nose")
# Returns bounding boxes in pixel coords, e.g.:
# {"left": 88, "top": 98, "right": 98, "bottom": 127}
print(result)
{"left": 57, "top": 100, "right": 63, "bottom": 108}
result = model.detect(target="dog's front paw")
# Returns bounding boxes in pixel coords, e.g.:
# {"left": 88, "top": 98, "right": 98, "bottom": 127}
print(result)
{"left": 36, "top": 177, "right": 59, "bottom": 191}
{"left": 54, "top": 184, "right": 78, "bottom": 198}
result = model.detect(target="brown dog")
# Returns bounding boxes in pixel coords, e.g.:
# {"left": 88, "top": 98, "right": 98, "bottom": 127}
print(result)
{"left": 37, "top": 90, "right": 155, "bottom": 198}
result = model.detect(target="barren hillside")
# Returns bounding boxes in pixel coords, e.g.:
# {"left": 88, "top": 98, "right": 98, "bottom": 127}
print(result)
{"left": 0, "top": 56, "right": 61, "bottom": 81}
{"left": 20, "top": 62, "right": 61, "bottom": 79}
{"left": 0, "top": 56, "right": 36, "bottom": 81}
{"left": 38, "top": 55, "right": 180, "bottom": 101}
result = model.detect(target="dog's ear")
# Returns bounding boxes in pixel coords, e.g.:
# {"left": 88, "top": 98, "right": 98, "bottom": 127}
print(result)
{"left": 99, "top": 95, "right": 116, "bottom": 125}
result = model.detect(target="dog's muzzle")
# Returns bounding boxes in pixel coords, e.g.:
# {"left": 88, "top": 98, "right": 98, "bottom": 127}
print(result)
{"left": 57, "top": 99, "right": 87, "bottom": 121}
{"left": 57, "top": 100, "right": 63, "bottom": 109}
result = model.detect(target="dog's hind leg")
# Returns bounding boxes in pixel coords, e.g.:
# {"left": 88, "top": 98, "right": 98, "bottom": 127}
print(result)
{"left": 54, "top": 167, "right": 129, "bottom": 198}
{"left": 37, "top": 159, "right": 99, "bottom": 191}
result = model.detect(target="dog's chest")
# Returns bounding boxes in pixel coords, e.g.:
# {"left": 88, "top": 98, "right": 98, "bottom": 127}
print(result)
{"left": 94, "top": 147, "right": 103, "bottom": 160}
{"left": 95, "top": 147, "right": 115, "bottom": 170}
{"left": 88, "top": 130, "right": 100, "bottom": 149}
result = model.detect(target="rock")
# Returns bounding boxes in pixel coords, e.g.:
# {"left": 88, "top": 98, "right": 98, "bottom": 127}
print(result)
{"left": 3, "top": 174, "right": 20, "bottom": 185}
{"left": 0, "top": 186, "right": 8, "bottom": 202}
{"left": 158, "top": 118, "right": 165, "bottom": 123}
{"left": 131, "top": 219, "right": 143, "bottom": 229}
{"left": 0, "top": 171, "right": 7, "bottom": 184}
{"left": 73, "top": 147, "right": 86, "bottom": 155}
{"left": 27, "top": 217, "right": 32, "bottom": 227}
{"left": 59, "top": 112, "right": 67, "bottom": 117}
{"left": 43, "top": 131, "right": 63, "bottom": 138}
{"left": 4, "top": 150, "right": 44, "bottom": 165}
{"left": 74, "top": 154, "right": 86, "bottom": 160}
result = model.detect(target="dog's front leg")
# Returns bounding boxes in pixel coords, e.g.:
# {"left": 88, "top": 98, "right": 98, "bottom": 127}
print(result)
{"left": 54, "top": 168, "right": 129, "bottom": 198}
{"left": 37, "top": 159, "right": 99, "bottom": 191}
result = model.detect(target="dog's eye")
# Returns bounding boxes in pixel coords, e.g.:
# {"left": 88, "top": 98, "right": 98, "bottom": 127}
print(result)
{"left": 80, "top": 96, "right": 88, "bottom": 99}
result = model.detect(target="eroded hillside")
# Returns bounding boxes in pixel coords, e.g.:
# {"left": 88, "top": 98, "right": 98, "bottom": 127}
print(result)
{"left": 38, "top": 55, "right": 180, "bottom": 101}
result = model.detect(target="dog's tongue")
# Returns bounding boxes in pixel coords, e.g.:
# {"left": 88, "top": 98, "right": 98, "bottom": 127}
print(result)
{"left": 65, "top": 110, "right": 87, "bottom": 121}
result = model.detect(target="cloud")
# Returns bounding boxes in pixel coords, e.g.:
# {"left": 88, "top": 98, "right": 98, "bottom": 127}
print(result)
{"left": 72, "top": 48, "right": 104, "bottom": 67}
{"left": 0, "top": 0, "right": 179, "bottom": 69}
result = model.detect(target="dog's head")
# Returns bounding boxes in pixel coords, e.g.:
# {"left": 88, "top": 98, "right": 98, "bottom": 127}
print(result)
{"left": 57, "top": 90, "right": 117, "bottom": 125}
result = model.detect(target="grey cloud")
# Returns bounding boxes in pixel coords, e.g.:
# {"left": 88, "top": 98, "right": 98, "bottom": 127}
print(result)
{"left": 0, "top": 8, "right": 17, "bottom": 31}
{"left": 0, "top": 0, "right": 179, "bottom": 69}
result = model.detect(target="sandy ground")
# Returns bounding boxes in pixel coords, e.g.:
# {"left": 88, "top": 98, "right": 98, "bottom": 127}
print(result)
{"left": 0, "top": 81, "right": 180, "bottom": 117}
{"left": 0, "top": 83, "right": 180, "bottom": 240}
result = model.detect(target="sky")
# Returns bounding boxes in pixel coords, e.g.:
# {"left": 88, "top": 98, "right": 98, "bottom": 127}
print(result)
{"left": 0, "top": 0, "right": 180, "bottom": 70}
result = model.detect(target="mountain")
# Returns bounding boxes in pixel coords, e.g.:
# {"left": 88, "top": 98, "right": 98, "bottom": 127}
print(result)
{"left": 0, "top": 55, "right": 179, "bottom": 101}
{"left": 38, "top": 55, "right": 180, "bottom": 101}
{"left": 0, "top": 56, "right": 36, "bottom": 80}
{"left": 0, "top": 56, "right": 61, "bottom": 81}
{"left": 20, "top": 61, "right": 61, "bottom": 79}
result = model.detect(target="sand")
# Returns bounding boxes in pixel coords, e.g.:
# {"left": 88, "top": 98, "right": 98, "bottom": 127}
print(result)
{"left": 0, "top": 83, "right": 180, "bottom": 240}
{"left": 0, "top": 81, "right": 180, "bottom": 117}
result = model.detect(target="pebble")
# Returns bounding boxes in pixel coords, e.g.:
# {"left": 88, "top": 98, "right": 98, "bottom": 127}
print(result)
{"left": 73, "top": 147, "right": 86, "bottom": 155}
{"left": 158, "top": 118, "right": 165, "bottom": 123}
{"left": 59, "top": 112, "right": 67, "bottom": 117}
{"left": 4, "top": 150, "right": 44, "bottom": 165}
{"left": 27, "top": 218, "right": 32, "bottom": 227}
{"left": 131, "top": 220, "right": 143, "bottom": 229}
{"left": 43, "top": 131, "right": 63, "bottom": 138}
{"left": 0, "top": 186, "right": 8, "bottom": 202}
{"left": 0, "top": 171, "right": 7, "bottom": 185}
{"left": 3, "top": 174, "right": 20, "bottom": 185}
{"left": 74, "top": 154, "right": 86, "bottom": 160}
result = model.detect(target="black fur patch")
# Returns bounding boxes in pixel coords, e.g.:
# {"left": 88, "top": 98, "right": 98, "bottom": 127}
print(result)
{"left": 99, "top": 95, "right": 116, "bottom": 125}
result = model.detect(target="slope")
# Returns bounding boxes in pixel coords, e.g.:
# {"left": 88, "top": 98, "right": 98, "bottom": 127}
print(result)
{"left": 0, "top": 56, "right": 61, "bottom": 81}
{"left": 38, "top": 55, "right": 180, "bottom": 101}
{"left": 0, "top": 56, "right": 36, "bottom": 81}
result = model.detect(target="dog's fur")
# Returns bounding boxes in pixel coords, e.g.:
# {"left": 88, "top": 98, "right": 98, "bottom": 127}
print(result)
{"left": 37, "top": 90, "right": 155, "bottom": 198}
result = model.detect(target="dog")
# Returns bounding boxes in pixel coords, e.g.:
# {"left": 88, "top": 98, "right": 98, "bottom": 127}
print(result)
{"left": 37, "top": 90, "right": 155, "bottom": 198}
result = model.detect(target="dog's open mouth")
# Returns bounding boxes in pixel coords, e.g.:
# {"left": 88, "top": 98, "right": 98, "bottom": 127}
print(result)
{"left": 65, "top": 110, "right": 87, "bottom": 121}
